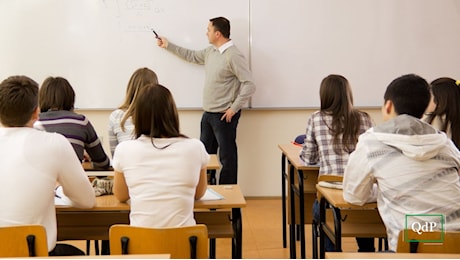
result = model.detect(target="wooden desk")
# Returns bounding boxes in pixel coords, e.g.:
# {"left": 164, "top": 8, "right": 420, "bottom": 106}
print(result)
{"left": 278, "top": 143, "right": 319, "bottom": 259}
{"left": 56, "top": 185, "right": 245, "bottom": 259}
{"left": 84, "top": 154, "right": 220, "bottom": 177}
{"left": 40, "top": 254, "right": 170, "bottom": 259}
{"left": 326, "top": 252, "right": 460, "bottom": 259}
{"left": 205, "top": 154, "right": 221, "bottom": 185}
{"left": 317, "top": 185, "right": 387, "bottom": 259}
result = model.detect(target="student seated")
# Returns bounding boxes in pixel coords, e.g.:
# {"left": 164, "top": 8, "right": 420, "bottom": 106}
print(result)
{"left": 299, "top": 74, "right": 375, "bottom": 252}
{"left": 34, "top": 76, "right": 110, "bottom": 169}
{"left": 0, "top": 75, "right": 95, "bottom": 255}
{"left": 343, "top": 74, "right": 460, "bottom": 252}
{"left": 108, "top": 67, "right": 158, "bottom": 156}
{"left": 113, "top": 83, "right": 208, "bottom": 227}
{"left": 423, "top": 77, "right": 460, "bottom": 150}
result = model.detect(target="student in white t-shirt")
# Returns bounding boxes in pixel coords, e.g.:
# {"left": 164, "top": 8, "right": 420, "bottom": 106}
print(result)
{"left": 112, "top": 83, "right": 208, "bottom": 227}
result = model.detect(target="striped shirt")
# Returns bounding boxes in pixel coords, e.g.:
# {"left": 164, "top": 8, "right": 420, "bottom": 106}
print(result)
{"left": 34, "top": 110, "right": 110, "bottom": 169}
{"left": 108, "top": 109, "right": 135, "bottom": 156}
{"left": 300, "top": 111, "right": 373, "bottom": 176}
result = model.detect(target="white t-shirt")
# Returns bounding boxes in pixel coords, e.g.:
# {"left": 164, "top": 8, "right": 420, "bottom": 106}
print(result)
{"left": 0, "top": 127, "right": 95, "bottom": 251}
{"left": 112, "top": 136, "right": 209, "bottom": 227}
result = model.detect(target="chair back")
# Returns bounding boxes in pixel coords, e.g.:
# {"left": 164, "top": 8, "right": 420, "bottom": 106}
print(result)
{"left": 397, "top": 229, "right": 460, "bottom": 253}
{"left": 109, "top": 224, "right": 208, "bottom": 259}
{"left": 0, "top": 225, "right": 48, "bottom": 257}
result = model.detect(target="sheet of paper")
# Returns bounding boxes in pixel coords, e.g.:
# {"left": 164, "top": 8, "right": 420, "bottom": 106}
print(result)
{"left": 199, "top": 188, "right": 224, "bottom": 201}
{"left": 54, "top": 186, "right": 72, "bottom": 206}
{"left": 318, "top": 181, "right": 343, "bottom": 190}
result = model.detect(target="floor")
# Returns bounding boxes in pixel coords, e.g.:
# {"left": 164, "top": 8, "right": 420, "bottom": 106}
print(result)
{"left": 67, "top": 198, "right": 364, "bottom": 259}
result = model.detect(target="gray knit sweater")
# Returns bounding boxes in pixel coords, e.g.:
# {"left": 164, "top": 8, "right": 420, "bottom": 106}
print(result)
{"left": 166, "top": 41, "right": 256, "bottom": 112}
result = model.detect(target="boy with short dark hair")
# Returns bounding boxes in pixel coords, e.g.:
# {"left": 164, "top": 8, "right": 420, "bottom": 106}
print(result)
{"left": 343, "top": 74, "right": 460, "bottom": 252}
{"left": 0, "top": 75, "right": 95, "bottom": 255}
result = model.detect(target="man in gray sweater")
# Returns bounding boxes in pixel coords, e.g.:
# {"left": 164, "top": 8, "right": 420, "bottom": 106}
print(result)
{"left": 157, "top": 16, "right": 256, "bottom": 184}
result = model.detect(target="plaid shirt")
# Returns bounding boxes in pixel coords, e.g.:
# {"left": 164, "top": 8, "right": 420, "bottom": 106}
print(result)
{"left": 300, "top": 111, "right": 373, "bottom": 176}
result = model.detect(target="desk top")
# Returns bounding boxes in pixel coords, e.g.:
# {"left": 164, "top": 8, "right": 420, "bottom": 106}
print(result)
{"left": 278, "top": 143, "right": 319, "bottom": 170}
{"left": 56, "top": 185, "right": 246, "bottom": 212}
{"left": 39, "top": 254, "right": 170, "bottom": 259}
{"left": 85, "top": 154, "right": 220, "bottom": 176}
{"left": 316, "top": 185, "right": 377, "bottom": 209}
{"left": 326, "top": 252, "right": 460, "bottom": 259}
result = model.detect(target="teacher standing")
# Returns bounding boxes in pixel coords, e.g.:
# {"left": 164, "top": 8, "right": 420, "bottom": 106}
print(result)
{"left": 157, "top": 16, "right": 256, "bottom": 184}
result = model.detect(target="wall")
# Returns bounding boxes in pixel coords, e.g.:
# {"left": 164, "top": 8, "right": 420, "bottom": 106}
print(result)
{"left": 80, "top": 108, "right": 384, "bottom": 197}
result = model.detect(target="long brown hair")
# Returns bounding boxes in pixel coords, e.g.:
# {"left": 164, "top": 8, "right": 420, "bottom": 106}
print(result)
{"left": 425, "top": 77, "right": 460, "bottom": 149}
{"left": 133, "top": 84, "right": 187, "bottom": 148}
{"left": 319, "top": 74, "right": 367, "bottom": 153}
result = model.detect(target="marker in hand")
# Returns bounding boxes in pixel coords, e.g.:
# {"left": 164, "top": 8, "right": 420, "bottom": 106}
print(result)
{"left": 152, "top": 29, "right": 160, "bottom": 39}
{"left": 152, "top": 29, "right": 163, "bottom": 45}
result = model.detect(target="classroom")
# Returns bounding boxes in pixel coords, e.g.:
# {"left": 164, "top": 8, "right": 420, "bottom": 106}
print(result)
{"left": 1, "top": 0, "right": 460, "bottom": 258}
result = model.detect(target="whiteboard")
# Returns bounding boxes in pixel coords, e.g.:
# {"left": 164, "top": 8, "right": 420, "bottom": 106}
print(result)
{"left": 2, "top": 0, "right": 459, "bottom": 109}
{"left": 250, "top": 0, "right": 460, "bottom": 108}
{"left": 0, "top": 0, "right": 250, "bottom": 109}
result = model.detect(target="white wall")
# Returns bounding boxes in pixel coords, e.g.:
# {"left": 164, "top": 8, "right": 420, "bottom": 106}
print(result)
{"left": 79, "top": 108, "right": 384, "bottom": 197}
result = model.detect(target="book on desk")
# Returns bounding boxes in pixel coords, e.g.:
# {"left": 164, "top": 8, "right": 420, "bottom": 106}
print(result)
{"left": 55, "top": 187, "right": 224, "bottom": 206}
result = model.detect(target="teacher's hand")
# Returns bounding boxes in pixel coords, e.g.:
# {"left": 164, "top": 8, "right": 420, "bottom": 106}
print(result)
{"left": 221, "top": 108, "right": 235, "bottom": 123}
{"left": 157, "top": 37, "right": 168, "bottom": 48}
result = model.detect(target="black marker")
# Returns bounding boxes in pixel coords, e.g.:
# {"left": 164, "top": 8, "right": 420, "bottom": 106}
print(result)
{"left": 152, "top": 29, "right": 160, "bottom": 39}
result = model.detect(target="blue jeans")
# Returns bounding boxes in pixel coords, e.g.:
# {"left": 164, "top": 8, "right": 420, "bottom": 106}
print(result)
{"left": 200, "top": 111, "right": 240, "bottom": 184}
{"left": 313, "top": 200, "right": 375, "bottom": 252}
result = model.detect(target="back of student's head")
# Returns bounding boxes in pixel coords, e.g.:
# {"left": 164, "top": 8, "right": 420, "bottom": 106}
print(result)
{"left": 383, "top": 74, "right": 430, "bottom": 118}
{"left": 133, "top": 84, "right": 183, "bottom": 139}
{"left": 39, "top": 76, "right": 75, "bottom": 112}
{"left": 320, "top": 74, "right": 353, "bottom": 114}
{"left": 429, "top": 77, "right": 460, "bottom": 148}
{"left": 120, "top": 67, "right": 158, "bottom": 110}
{"left": 0, "top": 75, "right": 39, "bottom": 127}
{"left": 319, "top": 74, "right": 365, "bottom": 153}
{"left": 430, "top": 77, "right": 460, "bottom": 116}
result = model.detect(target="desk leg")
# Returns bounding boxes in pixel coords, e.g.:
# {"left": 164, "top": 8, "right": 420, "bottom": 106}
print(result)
{"left": 297, "top": 169, "right": 306, "bottom": 259}
{"left": 319, "top": 197, "right": 326, "bottom": 259}
{"left": 281, "top": 153, "right": 287, "bottom": 248}
{"left": 289, "top": 163, "right": 297, "bottom": 259}
{"left": 332, "top": 207, "right": 342, "bottom": 252}
{"left": 209, "top": 238, "right": 216, "bottom": 259}
{"left": 208, "top": 169, "right": 217, "bottom": 185}
{"left": 231, "top": 208, "right": 242, "bottom": 259}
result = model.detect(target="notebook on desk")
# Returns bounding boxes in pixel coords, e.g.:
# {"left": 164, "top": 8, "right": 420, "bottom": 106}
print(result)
{"left": 318, "top": 181, "right": 343, "bottom": 190}
{"left": 200, "top": 188, "right": 224, "bottom": 201}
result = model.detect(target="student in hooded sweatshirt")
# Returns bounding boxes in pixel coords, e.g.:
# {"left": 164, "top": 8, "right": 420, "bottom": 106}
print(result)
{"left": 343, "top": 74, "right": 460, "bottom": 252}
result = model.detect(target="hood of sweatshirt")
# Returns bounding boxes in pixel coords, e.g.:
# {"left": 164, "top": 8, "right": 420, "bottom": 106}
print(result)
{"left": 372, "top": 114, "right": 448, "bottom": 161}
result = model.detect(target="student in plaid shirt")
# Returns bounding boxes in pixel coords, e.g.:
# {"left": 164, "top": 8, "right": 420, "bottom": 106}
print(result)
{"left": 300, "top": 74, "right": 375, "bottom": 252}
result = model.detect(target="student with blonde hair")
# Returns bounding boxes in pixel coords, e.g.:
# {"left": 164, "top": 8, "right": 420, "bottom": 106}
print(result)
{"left": 108, "top": 67, "right": 158, "bottom": 155}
